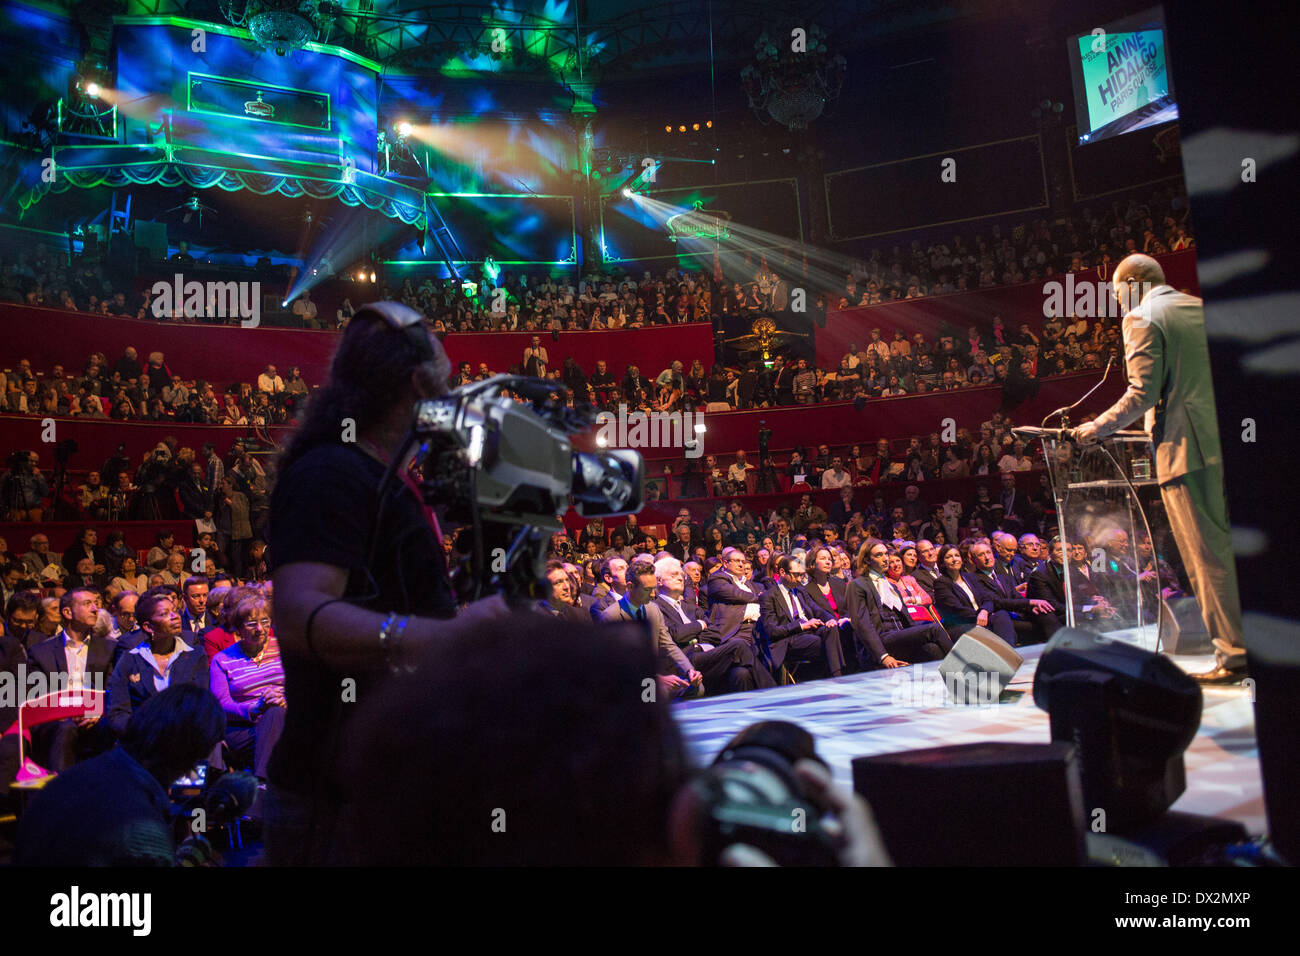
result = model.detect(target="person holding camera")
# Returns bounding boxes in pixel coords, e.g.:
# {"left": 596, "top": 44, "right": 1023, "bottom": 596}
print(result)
{"left": 1, "top": 450, "right": 48, "bottom": 521}
{"left": 266, "top": 302, "right": 511, "bottom": 865}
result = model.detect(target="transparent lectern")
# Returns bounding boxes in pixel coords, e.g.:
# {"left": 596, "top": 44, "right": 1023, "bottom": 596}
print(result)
{"left": 1014, "top": 427, "right": 1191, "bottom": 654}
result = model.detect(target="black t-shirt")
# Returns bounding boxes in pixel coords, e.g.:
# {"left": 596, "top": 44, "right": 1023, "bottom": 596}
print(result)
{"left": 266, "top": 443, "right": 456, "bottom": 796}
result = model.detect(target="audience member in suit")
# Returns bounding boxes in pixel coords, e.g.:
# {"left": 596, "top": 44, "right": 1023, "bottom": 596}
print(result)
{"left": 966, "top": 540, "right": 1057, "bottom": 645}
{"left": 932, "top": 545, "right": 1019, "bottom": 646}
{"left": 180, "top": 575, "right": 213, "bottom": 642}
{"left": 991, "top": 532, "right": 1031, "bottom": 590}
{"left": 1027, "top": 538, "right": 1115, "bottom": 636}
{"left": 910, "top": 539, "right": 942, "bottom": 597}
{"left": 760, "top": 555, "right": 846, "bottom": 678}
{"left": 846, "top": 540, "right": 953, "bottom": 668}
{"left": 1017, "top": 534, "right": 1046, "bottom": 578}
{"left": 705, "top": 548, "right": 766, "bottom": 647}
{"left": 539, "top": 562, "right": 592, "bottom": 624}
{"left": 665, "top": 524, "right": 697, "bottom": 563}
{"left": 653, "top": 557, "right": 764, "bottom": 693}
{"left": 26, "top": 588, "right": 118, "bottom": 771}
{"left": 682, "top": 560, "right": 708, "bottom": 615}
{"left": 106, "top": 588, "right": 210, "bottom": 738}
{"left": 589, "top": 555, "right": 630, "bottom": 621}
{"left": 599, "top": 560, "right": 702, "bottom": 699}
{"left": 802, "top": 545, "right": 856, "bottom": 669}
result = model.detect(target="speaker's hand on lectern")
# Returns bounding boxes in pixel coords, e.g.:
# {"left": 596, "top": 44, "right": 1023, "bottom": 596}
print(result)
{"left": 1073, "top": 422, "right": 1100, "bottom": 445}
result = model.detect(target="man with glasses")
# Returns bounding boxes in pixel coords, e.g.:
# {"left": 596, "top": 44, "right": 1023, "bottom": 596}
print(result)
{"left": 704, "top": 549, "right": 778, "bottom": 687}
{"left": 108, "top": 590, "right": 139, "bottom": 642}
{"left": 21, "top": 533, "right": 58, "bottom": 577}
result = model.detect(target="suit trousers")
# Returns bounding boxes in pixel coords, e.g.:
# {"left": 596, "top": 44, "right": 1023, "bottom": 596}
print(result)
{"left": 688, "top": 638, "right": 760, "bottom": 694}
{"left": 1161, "top": 465, "right": 1245, "bottom": 667}
{"left": 879, "top": 622, "right": 953, "bottom": 665}
{"left": 773, "top": 625, "right": 846, "bottom": 678}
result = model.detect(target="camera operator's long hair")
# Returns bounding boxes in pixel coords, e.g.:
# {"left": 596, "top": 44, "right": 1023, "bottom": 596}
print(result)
{"left": 279, "top": 309, "right": 446, "bottom": 472}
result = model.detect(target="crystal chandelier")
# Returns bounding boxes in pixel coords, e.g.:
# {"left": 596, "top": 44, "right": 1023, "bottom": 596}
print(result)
{"left": 221, "top": 0, "right": 329, "bottom": 56}
{"left": 740, "top": 24, "right": 846, "bottom": 131}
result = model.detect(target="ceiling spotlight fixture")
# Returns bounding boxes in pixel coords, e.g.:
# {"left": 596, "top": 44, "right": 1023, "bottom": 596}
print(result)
{"left": 706, "top": 120, "right": 713, "bottom": 128}
{"left": 664, "top": 125, "right": 671, "bottom": 132}
{"left": 692, "top": 123, "right": 700, "bottom": 131}
{"left": 84, "top": 82, "right": 101, "bottom": 99}
{"left": 369, "top": 271, "right": 377, "bottom": 283}
{"left": 678, "top": 125, "right": 686, "bottom": 132}
{"left": 397, "top": 120, "right": 412, "bottom": 137}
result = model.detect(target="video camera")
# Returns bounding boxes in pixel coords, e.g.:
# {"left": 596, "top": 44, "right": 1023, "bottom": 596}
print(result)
{"left": 408, "top": 375, "right": 644, "bottom": 601}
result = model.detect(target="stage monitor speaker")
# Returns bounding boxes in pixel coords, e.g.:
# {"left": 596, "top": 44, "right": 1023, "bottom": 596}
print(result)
{"left": 852, "top": 742, "right": 1086, "bottom": 866}
{"left": 133, "top": 220, "right": 168, "bottom": 261}
{"left": 937, "top": 626, "right": 1023, "bottom": 704}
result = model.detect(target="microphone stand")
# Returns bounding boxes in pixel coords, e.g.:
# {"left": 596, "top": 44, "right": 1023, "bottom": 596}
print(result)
{"left": 1040, "top": 356, "right": 1116, "bottom": 436}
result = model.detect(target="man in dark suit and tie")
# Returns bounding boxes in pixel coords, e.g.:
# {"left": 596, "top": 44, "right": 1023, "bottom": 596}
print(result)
{"left": 599, "top": 559, "right": 703, "bottom": 699}
{"left": 706, "top": 548, "right": 764, "bottom": 645}
{"left": 1028, "top": 537, "right": 1114, "bottom": 637}
{"left": 966, "top": 540, "right": 1057, "bottom": 646}
{"left": 760, "top": 555, "right": 846, "bottom": 679}
{"left": 105, "top": 588, "right": 209, "bottom": 739}
{"left": 846, "top": 540, "right": 952, "bottom": 668}
{"left": 653, "top": 557, "right": 764, "bottom": 693}
{"left": 1075, "top": 254, "right": 1245, "bottom": 683}
{"left": 911, "top": 540, "right": 941, "bottom": 597}
{"left": 179, "top": 575, "right": 212, "bottom": 643}
{"left": 704, "top": 550, "right": 779, "bottom": 687}
{"left": 590, "top": 555, "right": 630, "bottom": 621}
{"left": 26, "top": 587, "right": 117, "bottom": 771}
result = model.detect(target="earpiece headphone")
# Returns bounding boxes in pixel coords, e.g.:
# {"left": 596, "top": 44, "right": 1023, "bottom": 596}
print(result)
{"left": 354, "top": 301, "right": 434, "bottom": 363}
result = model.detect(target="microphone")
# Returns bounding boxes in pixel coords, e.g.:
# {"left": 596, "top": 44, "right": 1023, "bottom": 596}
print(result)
{"left": 1040, "top": 356, "right": 1115, "bottom": 434}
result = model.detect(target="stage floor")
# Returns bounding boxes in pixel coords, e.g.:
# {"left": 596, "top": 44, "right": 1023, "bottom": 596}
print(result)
{"left": 674, "top": 645, "right": 1266, "bottom": 836}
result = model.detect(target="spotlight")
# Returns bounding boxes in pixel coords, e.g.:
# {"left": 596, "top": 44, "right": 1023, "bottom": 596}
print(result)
{"left": 678, "top": 125, "right": 685, "bottom": 132}
{"left": 357, "top": 270, "right": 366, "bottom": 281}
{"left": 596, "top": 434, "right": 609, "bottom": 448}
{"left": 706, "top": 120, "right": 713, "bottom": 128}
{"left": 396, "top": 120, "right": 412, "bottom": 137}
{"left": 281, "top": 300, "right": 290, "bottom": 308}
{"left": 369, "top": 271, "right": 377, "bottom": 283}
{"left": 84, "top": 82, "right": 101, "bottom": 99}
{"left": 621, "top": 189, "right": 632, "bottom": 198}
{"left": 692, "top": 123, "right": 700, "bottom": 131}
{"left": 664, "top": 125, "right": 672, "bottom": 132}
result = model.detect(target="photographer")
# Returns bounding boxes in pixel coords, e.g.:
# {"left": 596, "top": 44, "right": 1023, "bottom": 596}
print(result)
{"left": 266, "top": 302, "right": 509, "bottom": 865}
{"left": 15, "top": 684, "right": 225, "bottom": 866}
{"left": 1, "top": 450, "right": 49, "bottom": 521}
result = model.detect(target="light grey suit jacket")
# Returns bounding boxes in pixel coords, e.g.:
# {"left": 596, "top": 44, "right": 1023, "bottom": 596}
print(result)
{"left": 1091, "top": 285, "right": 1223, "bottom": 482}
{"left": 599, "top": 598, "right": 692, "bottom": 677}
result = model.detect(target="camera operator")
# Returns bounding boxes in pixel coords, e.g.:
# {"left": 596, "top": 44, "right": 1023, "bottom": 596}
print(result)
{"left": 1, "top": 450, "right": 49, "bottom": 522}
{"left": 266, "top": 302, "right": 509, "bottom": 865}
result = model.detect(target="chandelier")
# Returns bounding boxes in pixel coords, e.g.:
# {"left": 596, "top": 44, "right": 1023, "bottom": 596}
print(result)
{"left": 740, "top": 24, "right": 846, "bottom": 131}
{"left": 221, "top": 0, "right": 329, "bottom": 55}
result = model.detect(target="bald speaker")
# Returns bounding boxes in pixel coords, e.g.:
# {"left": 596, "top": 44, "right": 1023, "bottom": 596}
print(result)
{"left": 938, "top": 626, "right": 1023, "bottom": 704}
